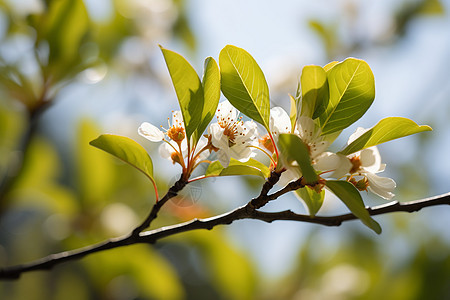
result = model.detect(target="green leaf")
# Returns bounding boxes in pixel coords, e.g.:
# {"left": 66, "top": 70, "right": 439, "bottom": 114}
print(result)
{"left": 325, "top": 180, "right": 382, "bottom": 234}
{"left": 219, "top": 45, "right": 271, "bottom": 130}
{"left": 160, "top": 46, "right": 204, "bottom": 141}
{"left": 323, "top": 61, "right": 339, "bottom": 72}
{"left": 38, "top": 0, "right": 90, "bottom": 81}
{"left": 205, "top": 158, "right": 270, "bottom": 179}
{"left": 195, "top": 57, "right": 220, "bottom": 141}
{"left": 77, "top": 120, "right": 115, "bottom": 206}
{"left": 340, "top": 117, "right": 432, "bottom": 155}
{"left": 89, "top": 134, "right": 155, "bottom": 185}
{"left": 277, "top": 134, "right": 318, "bottom": 184}
{"left": 294, "top": 188, "right": 324, "bottom": 216}
{"left": 289, "top": 94, "right": 297, "bottom": 131}
{"left": 300, "top": 65, "right": 329, "bottom": 119}
{"left": 318, "top": 58, "right": 375, "bottom": 135}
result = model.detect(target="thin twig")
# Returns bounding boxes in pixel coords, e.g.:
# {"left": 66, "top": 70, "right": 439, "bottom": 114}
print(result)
{"left": 132, "top": 175, "right": 187, "bottom": 235}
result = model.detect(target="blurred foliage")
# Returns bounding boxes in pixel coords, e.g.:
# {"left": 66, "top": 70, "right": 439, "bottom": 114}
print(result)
{"left": 261, "top": 222, "right": 450, "bottom": 300}
{"left": 309, "top": 0, "right": 445, "bottom": 60}
{"left": 0, "top": 0, "right": 449, "bottom": 299}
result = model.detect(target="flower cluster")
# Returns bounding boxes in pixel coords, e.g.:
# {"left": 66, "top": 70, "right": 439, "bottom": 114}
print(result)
{"left": 139, "top": 101, "right": 396, "bottom": 200}
{"left": 257, "top": 106, "right": 396, "bottom": 200}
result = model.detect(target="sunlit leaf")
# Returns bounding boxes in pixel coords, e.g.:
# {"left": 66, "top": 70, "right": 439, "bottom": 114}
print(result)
{"left": 205, "top": 158, "right": 270, "bottom": 179}
{"left": 319, "top": 58, "right": 375, "bottom": 135}
{"left": 340, "top": 117, "right": 432, "bottom": 155}
{"left": 300, "top": 65, "right": 329, "bottom": 119}
{"left": 289, "top": 94, "right": 297, "bottom": 131}
{"left": 323, "top": 61, "right": 339, "bottom": 72}
{"left": 160, "top": 46, "right": 204, "bottom": 141}
{"left": 195, "top": 56, "right": 220, "bottom": 141}
{"left": 89, "top": 134, "right": 154, "bottom": 185}
{"left": 326, "top": 180, "right": 382, "bottom": 234}
{"left": 219, "top": 45, "right": 271, "bottom": 130}
{"left": 77, "top": 120, "right": 115, "bottom": 206}
{"left": 295, "top": 187, "right": 324, "bottom": 216}
{"left": 277, "top": 134, "right": 318, "bottom": 184}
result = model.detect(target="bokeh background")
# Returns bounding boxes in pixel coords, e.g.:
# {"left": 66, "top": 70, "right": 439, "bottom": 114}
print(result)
{"left": 0, "top": 0, "right": 449, "bottom": 299}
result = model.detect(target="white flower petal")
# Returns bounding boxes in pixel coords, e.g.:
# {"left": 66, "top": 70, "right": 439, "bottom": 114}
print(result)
{"left": 310, "top": 141, "right": 329, "bottom": 159}
{"left": 194, "top": 136, "right": 210, "bottom": 162}
{"left": 315, "top": 152, "right": 341, "bottom": 172}
{"left": 277, "top": 167, "right": 301, "bottom": 187}
{"left": 331, "top": 155, "right": 353, "bottom": 179}
{"left": 270, "top": 107, "right": 291, "bottom": 136}
{"left": 138, "top": 122, "right": 164, "bottom": 142}
{"left": 360, "top": 147, "right": 381, "bottom": 173}
{"left": 297, "top": 116, "right": 316, "bottom": 143}
{"left": 216, "top": 148, "right": 232, "bottom": 167}
{"left": 159, "top": 142, "right": 176, "bottom": 160}
{"left": 348, "top": 127, "right": 369, "bottom": 144}
{"left": 366, "top": 172, "right": 396, "bottom": 200}
{"left": 217, "top": 100, "right": 236, "bottom": 122}
{"left": 171, "top": 110, "right": 184, "bottom": 127}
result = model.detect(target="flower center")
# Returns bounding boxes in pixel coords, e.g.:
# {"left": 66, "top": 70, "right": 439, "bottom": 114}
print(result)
{"left": 349, "top": 177, "right": 369, "bottom": 191}
{"left": 259, "top": 135, "right": 274, "bottom": 153}
{"left": 223, "top": 123, "right": 238, "bottom": 147}
{"left": 349, "top": 156, "right": 362, "bottom": 174}
{"left": 217, "top": 111, "right": 244, "bottom": 147}
{"left": 167, "top": 126, "right": 185, "bottom": 143}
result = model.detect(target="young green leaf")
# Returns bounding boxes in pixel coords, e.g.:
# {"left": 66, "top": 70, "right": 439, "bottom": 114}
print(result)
{"left": 205, "top": 158, "right": 270, "bottom": 179}
{"left": 90, "top": 134, "right": 155, "bottom": 185}
{"left": 277, "top": 134, "right": 318, "bottom": 184}
{"left": 323, "top": 61, "right": 339, "bottom": 72}
{"left": 160, "top": 46, "right": 204, "bottom": 141}
{"left": 300, "top": 65, "right": 329, "bottom": 119}
{"left": 318, "top": 58, "right": 375, "bottom": 135}
{"left": 195, "top": 57, "right": 221, "bottom": 141}
{"left": 289, "top": 94, "right": 297, "bottom": 131}
{"left": 340, "top": 117, "right": 432, "bottom": 155}
{"left": 294, "top": 188, "right": 325, "bottom": 216}
{"left": 219, "top": 45, "right": 270, "bottom": 130}
{"left": 325, "top": 180, "right": 382, "bottom": 234}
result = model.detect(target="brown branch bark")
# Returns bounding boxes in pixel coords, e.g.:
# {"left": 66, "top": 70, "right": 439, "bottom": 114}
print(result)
{"left": 0, "top": 171, "right": 448, "bottom": 280}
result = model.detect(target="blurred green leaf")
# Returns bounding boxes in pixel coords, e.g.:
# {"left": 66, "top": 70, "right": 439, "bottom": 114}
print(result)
{"left": 219, "top": 45, "right": 270, "bottom": 130}
{"left": 9, "top": 137, "right": 78, "bottom": 215}
{"left": 37, "top": 0, "right": 90, "bottom": 81}
{"left": 77, "top": 120, "right": 116, "bottom": 207}
{"left": 325, "top": 180, "right": 382, "bottom": 234}
{"left": 89, "top": 134, "right": 155, "bottom": 185}
{"left": 83, "top": 244, "right": 184, "bottom": 299}
{"left": 205, "top": 158, "right": 270, "bottom": 179}
{"left": 294, "top": 187, "right": 324, "bottom": 216}
{"left": 340, "top": 117, "right": 432, "bottom": 155}
{"left": 300, "top": 65, "right": 329, "bottom": 119}
{"left": 319, "top": 58, "right": 375, "bottom": 135}
{"left": 196, "top": 57, "right": 220, "bottom": 140}
{"left": 160, "top": 46, "right": 204, "bottom": 142}
{"left": 181, "top": 230, "right": 258, "bottom": 300}
{"left": 278, "top": 134, "right": 318, "bottom": 184}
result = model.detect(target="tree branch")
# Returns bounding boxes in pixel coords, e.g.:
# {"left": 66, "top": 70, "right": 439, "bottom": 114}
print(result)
{"left": 0, "top": 172, "right": 448, "bottom": 280}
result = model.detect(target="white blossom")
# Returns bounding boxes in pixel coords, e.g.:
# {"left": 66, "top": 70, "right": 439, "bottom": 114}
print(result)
{"left": 208, "top": 101, "right": 258, "bottom": 167}
{"left": 331, "top": 127, "right": 397, "bottom": 200}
